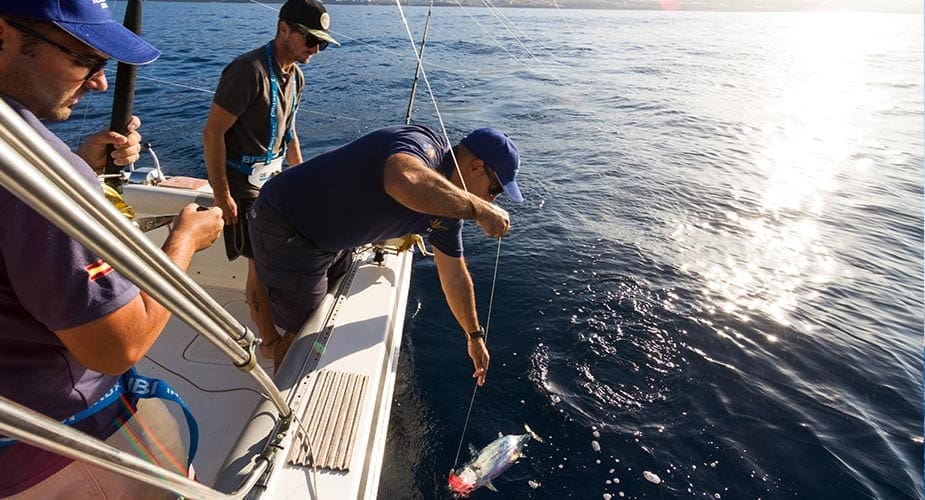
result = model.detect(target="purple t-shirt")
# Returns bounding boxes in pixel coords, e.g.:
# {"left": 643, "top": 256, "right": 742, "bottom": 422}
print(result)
{"left": 0, "top": 96, "right": 140, "bottom": 495}
{"left": 259, "top": 124, "right": 465, "bottom": 257}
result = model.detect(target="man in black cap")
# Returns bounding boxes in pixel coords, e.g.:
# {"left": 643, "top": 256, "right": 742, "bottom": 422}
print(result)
{"left": 0, "top": 0, "right": 224, "bottom": 496}
{"left": 203, "top": 0, "right": 338, "bottom": 361}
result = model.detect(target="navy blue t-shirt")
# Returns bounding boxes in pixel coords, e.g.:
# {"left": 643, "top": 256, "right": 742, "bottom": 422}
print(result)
{"left": 260, "top": 125, "right": 465, "bottom": 256}
{"left": 0, "top": 96, "right": 139, "bottom": 494}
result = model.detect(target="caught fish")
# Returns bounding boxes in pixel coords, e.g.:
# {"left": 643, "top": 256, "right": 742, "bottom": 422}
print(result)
{"left": 448, "top": 424, "right": 543, "bottom": 497}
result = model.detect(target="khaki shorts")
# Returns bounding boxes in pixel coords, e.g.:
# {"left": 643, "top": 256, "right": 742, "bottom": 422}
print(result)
{"left": 8, "top": 399, "right": 188, "bottom": 500}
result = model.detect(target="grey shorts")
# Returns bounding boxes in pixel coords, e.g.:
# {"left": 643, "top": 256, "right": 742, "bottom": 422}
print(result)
{"left": 222, "top": 169, "right": 259, "bottom": 261}
{"left": 249, "top": 200, "right": 352, "bottom": 334}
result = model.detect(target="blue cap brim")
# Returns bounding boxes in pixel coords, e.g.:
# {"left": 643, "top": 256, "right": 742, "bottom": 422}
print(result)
{"left": 55, "top": 21, "right": 160, "bottom": 65}
{"left": 503, "top": 179, "right": 524, "bottom": 203}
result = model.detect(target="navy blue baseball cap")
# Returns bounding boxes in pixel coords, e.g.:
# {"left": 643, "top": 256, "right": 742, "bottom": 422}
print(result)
{"left": 461, "top": 127, "right": 523, "bottom": 203}
{"left": 0, "top": 0, "right": 160, "bottom": 65}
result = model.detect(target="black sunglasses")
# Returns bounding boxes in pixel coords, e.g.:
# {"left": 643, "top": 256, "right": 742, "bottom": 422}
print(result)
{"left": 483, "top": 165, "right": 504, "bottom": 197}
{"left": 287, "top": 23, "right": 328, "bottom": 51}
{"left": 6, "top": 19, "right": 108, "bottom": 81}
{"left": 303, "top": 33, "right": 329, "bottom": 51}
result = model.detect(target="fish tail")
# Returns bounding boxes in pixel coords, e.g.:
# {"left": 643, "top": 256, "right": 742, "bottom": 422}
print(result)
{"left": 524, "top": 423, "right": 543, "bottom": 443}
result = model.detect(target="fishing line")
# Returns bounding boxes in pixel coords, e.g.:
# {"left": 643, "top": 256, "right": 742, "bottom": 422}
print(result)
{"left": 451, "top": 236, "right": 503, "bottom": 469}
{"left": 393, "top": 0, "right": 510, "bottom": 471}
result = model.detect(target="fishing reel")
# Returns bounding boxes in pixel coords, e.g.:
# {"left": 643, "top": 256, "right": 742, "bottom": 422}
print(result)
{"left": 100, "top": 143, "right": 165, "bottom": 187}
{"left": 124, "top": 143, "right": 166, "bottom": 185}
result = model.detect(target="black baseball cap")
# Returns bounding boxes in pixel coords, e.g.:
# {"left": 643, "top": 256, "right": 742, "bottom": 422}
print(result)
{"left": 279, "top": 0, "right": 339, "bottom": 46}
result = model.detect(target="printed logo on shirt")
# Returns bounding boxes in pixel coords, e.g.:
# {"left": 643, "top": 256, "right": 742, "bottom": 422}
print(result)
{"left": 85, "top": 260, "right": 114, "bottom": 282}
{"left": 428, "top": 218, "right": 446, "bottom": 233}
{"left": 423, "top": 143, "right": 437, "bottom": 162}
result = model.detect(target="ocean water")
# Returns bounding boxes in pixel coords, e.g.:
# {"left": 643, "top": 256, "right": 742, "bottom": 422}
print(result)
{"left": 51, "top": 3, "right": 923, "bottom": 499}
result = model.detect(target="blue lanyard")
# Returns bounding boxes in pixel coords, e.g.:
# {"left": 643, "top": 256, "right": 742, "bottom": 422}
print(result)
{"left": 263, "top": 42, "right": 301, "bottom": 164}
{"left": 264, "top": 41, "right": 280, "bottom": 165}
{"left": 0, "top": 368, "right": 199, "bottom": 467}
{"left": 228, "top": 42, "right": 298, "bottom": 173}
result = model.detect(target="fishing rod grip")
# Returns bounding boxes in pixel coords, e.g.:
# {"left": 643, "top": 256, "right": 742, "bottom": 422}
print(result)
{"left": 104, "top": 0, "right": 143, "bottom": 184}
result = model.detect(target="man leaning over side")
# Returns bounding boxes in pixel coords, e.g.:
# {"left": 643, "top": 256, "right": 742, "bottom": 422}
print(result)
{"left": 249, "top": 125, "right": 524, "bottom": 383}
{"left": 0, "top": 1, "right": 224, "bottom": 497}
{"left": 203, "top": 0, "right": 339, "bottom": 364}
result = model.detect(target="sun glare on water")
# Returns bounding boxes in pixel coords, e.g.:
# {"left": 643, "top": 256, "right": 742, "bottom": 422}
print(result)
{"left": 675, "top": 13, "right": 898, "bottom": 331}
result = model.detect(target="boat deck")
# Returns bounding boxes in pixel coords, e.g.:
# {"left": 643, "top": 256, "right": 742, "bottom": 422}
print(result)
{"left": 125, "top": 182, "right": 413, "bottom": 499}
{"left": 138, "top": 277, "right": 270, "bottom": 484}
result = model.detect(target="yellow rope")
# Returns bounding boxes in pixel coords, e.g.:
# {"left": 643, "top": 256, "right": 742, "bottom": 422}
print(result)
{"left": 102, "top": 183, "right": 136, "bottom": 220}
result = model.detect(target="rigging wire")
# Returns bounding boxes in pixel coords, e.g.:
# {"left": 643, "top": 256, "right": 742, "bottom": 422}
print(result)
{"left": 331, "top": 30, "right": 457, "bottom": 74}
{"left": 243, "top": 0, "right": 280, "bottom": 11}
{"left": 550, "top": 0, "right": 576, "bottom": 34}
{"left": 394, "top": 0, "right": 467, "bottom": 192}
{"left": 454, "top": 0, "right": 566, "bottom": 85}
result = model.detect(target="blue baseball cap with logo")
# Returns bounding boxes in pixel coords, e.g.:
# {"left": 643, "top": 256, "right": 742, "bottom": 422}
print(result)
{"left": 0, "top": 0, "right": 160, "bottom": 65}
{"left": 461, "top": 127, "right": 523, "bottom": 203}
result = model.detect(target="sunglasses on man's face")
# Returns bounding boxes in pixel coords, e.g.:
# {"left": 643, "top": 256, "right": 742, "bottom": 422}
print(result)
{"left": 302, "top": 33, "right": 329, "bottom": 51}
{"left": 483, "top": 166, "right": 504, "bottom": 197}
{"left": 6, "top": 19, "right": 108, "bottom": 81}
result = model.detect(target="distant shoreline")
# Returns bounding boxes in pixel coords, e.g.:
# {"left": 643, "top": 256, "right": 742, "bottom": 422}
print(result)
{"left": 147, "top": 0, "right": 922, "bottom": 14}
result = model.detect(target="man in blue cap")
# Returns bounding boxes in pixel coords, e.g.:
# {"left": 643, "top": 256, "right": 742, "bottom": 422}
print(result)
{"left": 249, "top": 124, "right": 523, "bottom": 381}
{"left": 0, "top": 1, "right": 223, "bottom": 497}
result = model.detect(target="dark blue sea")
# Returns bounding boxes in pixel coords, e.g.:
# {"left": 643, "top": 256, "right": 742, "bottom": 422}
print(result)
{"left": 51, "top": 2, "right": 923, "bottom": 498}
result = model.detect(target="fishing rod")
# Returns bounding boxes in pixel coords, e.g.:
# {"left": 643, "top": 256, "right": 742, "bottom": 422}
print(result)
{"left": 404, "top": 0, "right": 435, "bottom": 125}
{"left": 103, "top": 0, "right": 142, "bottom": 188}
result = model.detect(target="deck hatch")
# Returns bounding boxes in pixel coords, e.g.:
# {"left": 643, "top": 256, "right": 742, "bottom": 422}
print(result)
{"left": 289, "top": 370, "right": 368, "bottom": 471}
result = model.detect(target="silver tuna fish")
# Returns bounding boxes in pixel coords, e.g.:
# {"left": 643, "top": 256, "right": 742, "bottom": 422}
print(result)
{"left": 447, "top": 424, "right": 543, "bottom": 497}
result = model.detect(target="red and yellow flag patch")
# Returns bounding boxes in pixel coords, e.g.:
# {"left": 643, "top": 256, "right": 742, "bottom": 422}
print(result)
{"left": 85, "top": 260, "right": 114, "bottom": 282}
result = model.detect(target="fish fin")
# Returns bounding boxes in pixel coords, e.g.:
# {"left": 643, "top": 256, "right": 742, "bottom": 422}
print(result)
{"left": 485, "top": 481, "right": 498, "bottom": 492}
{"left": 498, "top": 432, "right": 504, "bottom": 438}
{"left": 524, "top": 423, "right": 544, "bottom": 443}
{"left": 468, "top": 443, "right": 478, "bottom": 457}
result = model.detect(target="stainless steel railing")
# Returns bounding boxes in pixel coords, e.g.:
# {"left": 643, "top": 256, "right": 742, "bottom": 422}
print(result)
{"left": 0, "top": 98, "right": 291, "bottom": 497}
{"left": 0, "top": 396, "right": 269, "bottom": 499}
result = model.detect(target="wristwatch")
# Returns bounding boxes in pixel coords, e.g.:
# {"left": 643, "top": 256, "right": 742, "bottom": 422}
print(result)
{"left": 466, "top": 327, "right": 485, "bottom": 341}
